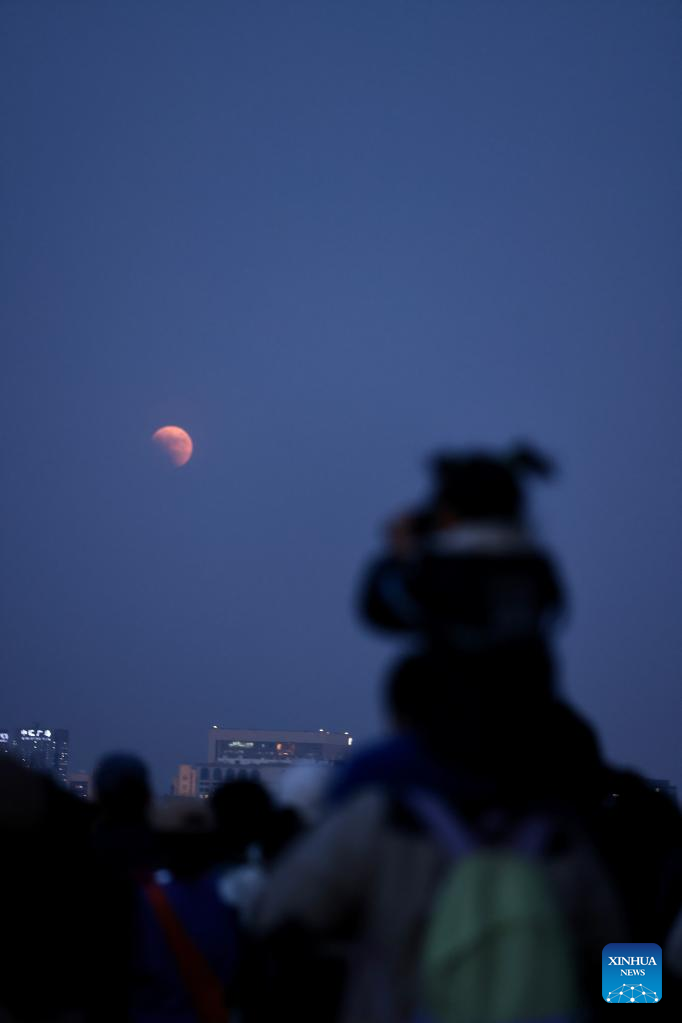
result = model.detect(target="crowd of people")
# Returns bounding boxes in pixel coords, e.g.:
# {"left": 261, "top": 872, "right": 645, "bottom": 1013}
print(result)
{"left": 2, "top": 444, "right": 682, "bottom": 1022}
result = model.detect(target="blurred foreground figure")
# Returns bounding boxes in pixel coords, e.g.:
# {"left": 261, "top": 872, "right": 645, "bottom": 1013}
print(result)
{"left": 131, "top": 797, "right": 239, "bottom": 1023}
{"left": 252, "top": 443, "right": 682, "bottom": 1023}
{"left": 211, "top": 779, "right": 276, "bottom": 924}
{"left": 0, "top": 757, "right": 101, "bottom": 1022}
{"left": 90, "top": 754, "right": 157, "bottom": 1022}
{"left": 92, "top": 752, "right": 154, "bottom": 870}
{"left": 253, "top": 653, "right": 629, "bottom": 1023}
{"left": 360, "top": 443, "right": 563, "bottom": 676}
{"left": 331, "top": 648, "right": 569, "bottom": 805}
{"left": 130, "top": 777, "right": 303, "bottom": 1023}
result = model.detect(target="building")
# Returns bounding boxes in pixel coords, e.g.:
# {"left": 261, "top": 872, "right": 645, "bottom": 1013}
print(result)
{"left": 173, "top": 727, "right": 353, "bottom": 799}
{"left": 15, "top": 728, "right": 58, "bottom": 773}
{"left": 173, "top": 763, "right": 198, "bottom": 798}
{"left": 10, "top": 727, "right": 70, "bottom": 783}
{"left": 53, "top": 729, "right": 70, "bottom": 784}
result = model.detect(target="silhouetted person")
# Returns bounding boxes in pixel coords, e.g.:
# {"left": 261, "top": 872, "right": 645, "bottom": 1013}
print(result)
{"left": 0, "top": 757, "right": 98, "bottom": 1022}
{"left": 360, "top": 444, "right": 563, "bottom": 679}
{"left": 250, "top": 443, "right": 675, "bottom": 1022}
{"left": 90, "top": 753, "right": 155, "bottom": 1022}
{"left": 331, "top": 648, "right": 601, "bottom": 815}
{"left": 252, "top": 652, "right": 626, "bottom": 1023}
{"left": 211, "top": 779, "right": 274, "bottom": 863}
{"left": 131, "top": 799, "right": 239, "bottom": 1023}
{"left": 94, "top": 752, "right": 151, "bottom": 821}
{"left": 209, "top": 779, "right": 303, "bottom": 927}
{"left": 92, "top": 752, "right": 155, "bottom": 870}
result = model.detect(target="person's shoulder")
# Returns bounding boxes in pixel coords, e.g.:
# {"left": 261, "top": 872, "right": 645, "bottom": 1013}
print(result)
{"left": 329, "top": 734, "right": 423, "bottom": 803}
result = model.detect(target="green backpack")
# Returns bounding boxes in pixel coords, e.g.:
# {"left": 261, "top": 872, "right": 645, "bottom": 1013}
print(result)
{"left": 408, "top": 790, "right": 581, "bottom": 1023}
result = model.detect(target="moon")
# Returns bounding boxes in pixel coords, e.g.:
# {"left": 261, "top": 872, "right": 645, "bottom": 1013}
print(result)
{"left": 152, "top": 425, "right": 193, "bottom": 467}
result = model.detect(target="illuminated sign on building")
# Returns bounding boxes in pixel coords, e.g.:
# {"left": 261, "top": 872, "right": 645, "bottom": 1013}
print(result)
{"left": 11, "top": 727, "right": 69, "bottom": 782}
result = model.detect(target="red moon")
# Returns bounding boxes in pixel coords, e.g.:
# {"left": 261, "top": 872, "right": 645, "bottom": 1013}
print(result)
{"left": 152, "top": 425, "right": 193, "bottom": 467}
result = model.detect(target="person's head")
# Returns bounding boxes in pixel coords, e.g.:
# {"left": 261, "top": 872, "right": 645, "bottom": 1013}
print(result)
{"left": 384, "top": 642, "right": 555, "bottom": 736}
{"left": 430, "top": 443, "right": 554, "bottom": 527}
{"left": 152, "top": 799, "right": 214, "bottom": 878}
{"left": 210, "top": 778, "right": 273, "bottom": 860}
{"left": 93, "top": 752, "right": 151, "bottom": 823}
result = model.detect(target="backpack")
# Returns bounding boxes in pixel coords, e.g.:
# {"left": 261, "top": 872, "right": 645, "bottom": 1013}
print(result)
{"left": 407, "top": 789, "right": 581, "bottom": 1023}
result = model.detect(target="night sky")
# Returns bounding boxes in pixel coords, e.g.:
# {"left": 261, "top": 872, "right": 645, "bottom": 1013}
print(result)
{"left": 2, "top": 2, "right": 681, "bottom": 792}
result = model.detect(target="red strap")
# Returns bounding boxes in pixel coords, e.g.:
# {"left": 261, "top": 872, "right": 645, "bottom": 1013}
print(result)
{"left": 143, "top": 879, "right": 230, "bottom": 1023}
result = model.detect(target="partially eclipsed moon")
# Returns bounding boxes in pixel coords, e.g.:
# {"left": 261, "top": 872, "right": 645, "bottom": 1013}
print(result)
{"left": 152, "top": 425, "right": 193, "bottom": 467}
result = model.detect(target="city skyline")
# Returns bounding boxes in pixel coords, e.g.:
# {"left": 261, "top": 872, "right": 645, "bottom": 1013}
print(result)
{"left": 1, "top": 713, "right": 678, "bottom": 805}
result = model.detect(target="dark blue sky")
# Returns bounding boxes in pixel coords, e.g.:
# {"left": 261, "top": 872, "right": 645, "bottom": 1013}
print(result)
{"left": 2, "top": 2, "right": 681, "bottom": 791}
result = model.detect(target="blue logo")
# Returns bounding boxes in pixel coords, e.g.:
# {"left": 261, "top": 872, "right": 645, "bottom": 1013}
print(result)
{"left": 603, "top": 943, "right": 662, "bottom": 1003}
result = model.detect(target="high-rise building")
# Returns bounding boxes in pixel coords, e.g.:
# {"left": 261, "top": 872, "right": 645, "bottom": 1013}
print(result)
{"left": 173, "top": 727, "right": 353, "bottom": 799}
{"left": 12, "top": 727, "right": 70, "bottom": 783}
{"left": 53, "top": 729, "right": 70, "bottom": 784}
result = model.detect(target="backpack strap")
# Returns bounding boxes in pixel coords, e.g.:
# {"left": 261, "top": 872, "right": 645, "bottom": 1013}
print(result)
{"left": 405, "top": 788, "right": 552, "bottom": 858}
{"left": 142, "top": 877, "right": 230, "bottom": 1023}
{"left": 405, "top": 788, "right": 477, "bottom": 857}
